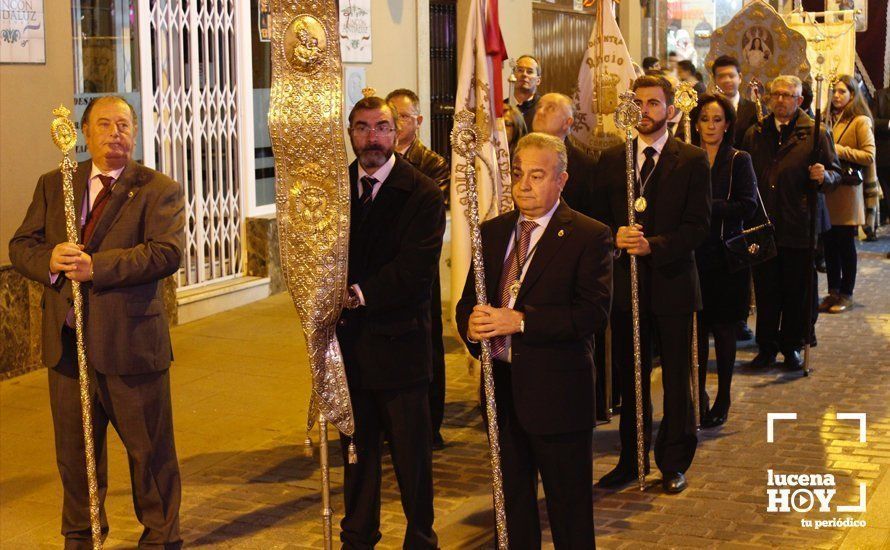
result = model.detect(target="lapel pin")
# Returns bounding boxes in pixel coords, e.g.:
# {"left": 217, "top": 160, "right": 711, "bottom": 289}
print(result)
{"left": 558, "top": 229, "right": 565, "bottom": 237}
{"left": 128, "top": 191, "right": 134, "bottom": 198}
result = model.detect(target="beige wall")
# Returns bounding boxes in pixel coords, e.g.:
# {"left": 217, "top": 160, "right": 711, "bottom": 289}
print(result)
{"left": 342, "top": 0, "right": 426, "bottom": 161}
{"left": 0, "top": 6, "right": 74, "bottom": 265}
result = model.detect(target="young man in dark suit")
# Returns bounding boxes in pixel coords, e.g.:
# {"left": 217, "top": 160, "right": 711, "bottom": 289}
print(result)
{"left": 9, "top": 96, "right": 185, "bottom": 548}
{"left": 712, "top": 54, "right": 760, "bottom": 149}
{"left": 592, "top": 76, "right": 711, "bottom": 494}
{"left": 337, "top": 96, "right": 444, "bottom": 549}
{"left": 456, "top": 132, "right": 613, "bottom": 548}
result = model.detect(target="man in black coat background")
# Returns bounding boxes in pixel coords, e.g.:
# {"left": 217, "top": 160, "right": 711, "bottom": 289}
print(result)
{"left": 337, "top": 96, "right": 445, "bottom": 549}
{"left": 711, "top": 55, "right": 761, "bottom": 149}
{"left": 457, "top": 132, "right": 612, "bottom": 548}
{"left": 741, "top": 75, "right": 841, "bottom": 371}
{"left": 593, "top": 76, "right": 711, "bottom": 494}
{"left": 386, "top": 87, "right": 450, "bottom": 449}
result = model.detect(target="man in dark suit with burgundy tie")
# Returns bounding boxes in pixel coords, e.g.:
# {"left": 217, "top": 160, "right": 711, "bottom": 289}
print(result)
{"left": 592, "top": 76, "right": 711, "bottom": 494}
{"left": 337, "top": 96, "right": 444, "bottom": 549}
{"left": 9, "top": 96, "right": 185, "bottom": 548}
{"left": 456, "top": 132, "right": 613, "bottom": 548}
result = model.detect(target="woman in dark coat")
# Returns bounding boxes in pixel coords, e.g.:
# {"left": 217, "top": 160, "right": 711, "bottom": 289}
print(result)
{"left": 691, "top": 94, "right": 758, "bottom": 428}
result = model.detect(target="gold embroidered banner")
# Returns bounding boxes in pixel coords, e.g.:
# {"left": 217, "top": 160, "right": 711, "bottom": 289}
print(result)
{"left": 269, "top": 0, "right": 354, "bottom": 436}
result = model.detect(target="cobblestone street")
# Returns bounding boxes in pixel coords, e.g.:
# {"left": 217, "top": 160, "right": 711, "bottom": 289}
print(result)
{"left": 2, "top": 244, "right": 889, "bottom": 549}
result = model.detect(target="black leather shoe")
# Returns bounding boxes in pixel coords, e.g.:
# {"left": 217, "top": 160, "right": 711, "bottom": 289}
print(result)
{"left": 596, "top": 463, "right": 649, "bottom": 488}
{"left": 701, "top": 413, "right": 727, "bottom": 429}
{"left": 748, "top": 350, "right": 777, "bottom": 368}
{"left": 736, "top": 322, "right": 755, "bottom": 341}
{"left": 662, "top": 472, "right": 688, "bottom": 494}
{"left": 783, "top": 350, "right": 803, "bottom": 371}
{"left": 432, "top": 432, "right": 445, "bottom": 451}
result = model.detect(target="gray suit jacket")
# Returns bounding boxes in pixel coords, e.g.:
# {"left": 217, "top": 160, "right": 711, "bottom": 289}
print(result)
{"left": 9, "top": 159, "right": 185, "bottom": 375}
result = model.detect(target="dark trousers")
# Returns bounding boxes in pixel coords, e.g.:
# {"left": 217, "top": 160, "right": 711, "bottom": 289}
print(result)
{"left": 50, "top": 328, "right": 181, "bottom": 549}
{"left": 429, "top": 273, "right": 446, "bottom": 438}
{"left": 339, "top": 384, "right": 437, "bottom": 550}
{"left": 493, "top": 362, "right": 595, "bottom": 550}
{"left": 612, "top": 310, "right": 697, "bottom": 474}
{"left": 823, "top": 225, "right": 858, "bottom": 297}
{"left": 752, "top": 247, "right": 812, "bottom": 354}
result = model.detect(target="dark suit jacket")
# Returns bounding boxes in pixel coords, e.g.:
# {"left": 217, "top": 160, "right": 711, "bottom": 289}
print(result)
{"left": 9, "top": 160, "right": 185, "bottom": 375}
{"left": 338, "top": 157, "right": 446, "bottom": 390}
{"left": 563, "top": 138, "right": 598, "bottom": 218}
{"left": 734, "top": 97, "right": 760, "bottom": 149}
{"left": 871, "top": 87, "right": 890, "bottom": 168}
{"left": 455, "top": 201, "right": 613, "bottom": 435}
{"left": 591, "top": 137, "right": 711, "bottom": 315}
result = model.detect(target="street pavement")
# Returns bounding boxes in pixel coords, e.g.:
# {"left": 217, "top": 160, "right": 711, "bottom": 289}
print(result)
{"left": 2, "top": 237, "right": 889, "bottom": 549}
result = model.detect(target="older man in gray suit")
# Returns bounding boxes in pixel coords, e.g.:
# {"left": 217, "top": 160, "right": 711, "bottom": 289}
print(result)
{"left": 9, "top": 96, "right": 185, "bottom": 549}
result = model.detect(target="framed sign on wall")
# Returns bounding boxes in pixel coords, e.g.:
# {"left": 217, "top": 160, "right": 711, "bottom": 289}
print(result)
{"left": 0, "top": 0, "right": 45, "bottom": 64}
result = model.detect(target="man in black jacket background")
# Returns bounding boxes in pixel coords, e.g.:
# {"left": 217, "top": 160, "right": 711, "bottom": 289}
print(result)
{"left": 338, "top": 96, "right": 445, "bottom": 549}
{"left": 741, "top": 75, "right": 842, "bottom": 371}
{"left": 386, "top": 88, "right": 450, "bottom": 450}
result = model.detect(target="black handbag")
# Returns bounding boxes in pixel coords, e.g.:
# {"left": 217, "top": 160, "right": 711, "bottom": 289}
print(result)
{"left": 835, "top": 120, "right": 864, "bottom": 186}
{"left": 722, "top": 151, "right": 778, "bottom": 272}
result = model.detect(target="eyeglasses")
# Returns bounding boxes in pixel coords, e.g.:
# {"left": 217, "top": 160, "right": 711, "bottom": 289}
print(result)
{"left": 771, "top": 92, "right": 800, "bottom": 101}
{"left": 350, "top": 124, "right": 395, "bottom": 136}
{"left": 513, "top": 67, "right": 538, "bottom": 77}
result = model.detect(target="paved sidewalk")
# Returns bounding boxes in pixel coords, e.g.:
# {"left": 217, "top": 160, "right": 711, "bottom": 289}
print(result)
{"left": 2, "top": 246, "right": 889, "bottom": 548}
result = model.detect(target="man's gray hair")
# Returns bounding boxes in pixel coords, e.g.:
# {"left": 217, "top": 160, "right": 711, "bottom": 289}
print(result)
{"left": 513, "top": 132, "right": 568, "bottom": 174}
{"left": 770, "top": 75, "right": 803, "bottom": 95}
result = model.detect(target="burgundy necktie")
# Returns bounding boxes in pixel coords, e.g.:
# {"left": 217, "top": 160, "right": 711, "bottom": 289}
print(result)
{"left": 65, "top": 174, "right": 114, "bottom": 328}
{"left": 82, "top": 174, "right": 115, "bottom": 245}
{"left": 490, "top": 220, "right": 537, "bottom": 359}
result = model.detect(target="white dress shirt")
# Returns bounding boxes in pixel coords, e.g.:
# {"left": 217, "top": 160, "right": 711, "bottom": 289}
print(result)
{"left": 356, "top": 153, "right": 395, "bottom": 201}
{"left": 351, "top": 154, "right": 397, "bottom": 305}
{"left": 635, "top": 130, "right": 670, "bottom": 181}
{"left": 494, "top": 199, "right": 560, "bottom": 362}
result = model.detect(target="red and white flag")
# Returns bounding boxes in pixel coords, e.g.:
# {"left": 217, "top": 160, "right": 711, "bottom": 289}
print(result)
{"left": 449, "top": 0, "right": 512, "bottom": 321}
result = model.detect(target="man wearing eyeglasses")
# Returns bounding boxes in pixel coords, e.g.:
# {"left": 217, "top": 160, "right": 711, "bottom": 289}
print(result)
{"left": 742, "top": 75, "right": 842, "bottom": 371}
{"left": 385, "top": 88, "right": 450, "bottom": 452}
{"left": 337, "top": 96, "right": 444, "bottom": 549}
{"left": 506, "top": 55, "right": 543, "bottom": 130}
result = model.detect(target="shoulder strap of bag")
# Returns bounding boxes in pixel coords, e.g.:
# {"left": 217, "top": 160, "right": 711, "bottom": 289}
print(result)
{"left": 720, "top": 151, "right": 739, "bottom": 240}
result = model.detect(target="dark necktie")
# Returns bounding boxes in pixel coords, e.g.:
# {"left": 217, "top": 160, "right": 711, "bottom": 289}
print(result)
{"left": 359, "top": 175, "right": 377, "bottom": 218}
{"left": 639, "top": 146, "right": 657, "bottom": 192}
{"left": 82, "top": 174, "right": 115, "bottom": 245}
{"left": 491, "top": 220, "right": 537, "bottom": 359}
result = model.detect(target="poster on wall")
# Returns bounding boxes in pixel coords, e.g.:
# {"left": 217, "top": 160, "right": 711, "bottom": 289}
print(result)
{"left": 339, "top": 0, "right": 371, "bottom": 63}
{"left": 0, "top": 0, "right": 46, "bottom": 64}
{"left": 344, "top": 66, "right": 366, "bottom": 114}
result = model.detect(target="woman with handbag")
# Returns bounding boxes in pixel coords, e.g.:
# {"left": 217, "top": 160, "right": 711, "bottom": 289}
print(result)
{"left": 820, "top": 74, "right": 876, "bottom": 314}
{"left": 691, "top": 94, "right": 758, "bottom": 428}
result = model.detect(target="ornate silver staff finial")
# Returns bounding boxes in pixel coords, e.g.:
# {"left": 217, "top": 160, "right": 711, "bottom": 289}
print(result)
{"left": 614, "top": 91, "right": 642, "bottom": 133}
